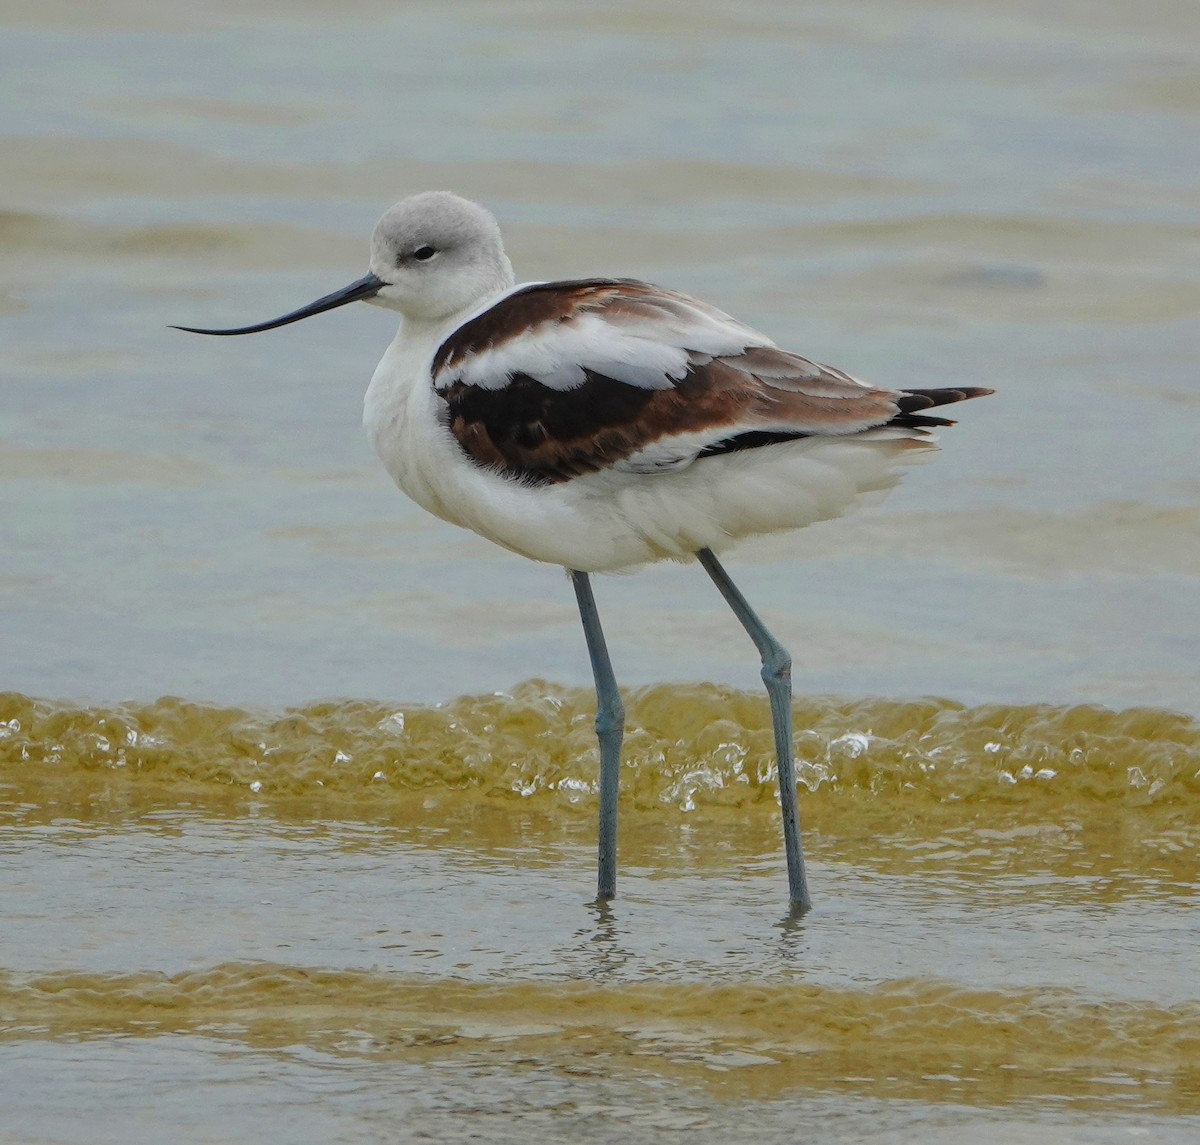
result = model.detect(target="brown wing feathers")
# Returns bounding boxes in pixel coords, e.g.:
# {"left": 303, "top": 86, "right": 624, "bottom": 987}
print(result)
{"left": 435, "top": 283, "right": 993, "bottom": 484}
{"left": 442, "top": 360, "right": 763, "bottom": 484}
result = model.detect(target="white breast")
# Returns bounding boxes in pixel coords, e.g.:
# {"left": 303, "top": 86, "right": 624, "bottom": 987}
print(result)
{"left": 363, "top": 328, "right": 459, "bottom": 523}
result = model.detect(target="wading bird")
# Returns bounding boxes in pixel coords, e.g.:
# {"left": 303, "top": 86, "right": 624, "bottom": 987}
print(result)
{"left": 175, "top": 191, "right": 991, "bottom": 912}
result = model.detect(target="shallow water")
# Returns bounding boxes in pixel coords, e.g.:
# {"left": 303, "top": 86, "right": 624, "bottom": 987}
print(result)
{"left": 2, "top": 686, "right": 1199, "bottom": 1141}
{"left": 1, "top": 0, "right": 1199, "bottom": 1141}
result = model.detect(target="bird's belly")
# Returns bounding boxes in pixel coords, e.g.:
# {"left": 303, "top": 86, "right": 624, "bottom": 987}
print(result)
{"left": 535, "top": 431, "right": 931, "bottom": 571}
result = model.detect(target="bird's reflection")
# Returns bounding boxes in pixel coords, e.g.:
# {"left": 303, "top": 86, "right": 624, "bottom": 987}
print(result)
{"left": 562, "top": 888, "right": 815, "bottom": 979}
{"left": 773, "top": 900, "right": 812, "bottom": 965}
{"left": 578, "top": 897, "right": 638, "bottom": 977}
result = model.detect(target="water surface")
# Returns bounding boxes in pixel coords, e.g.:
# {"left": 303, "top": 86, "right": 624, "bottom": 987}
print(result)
{"left": 2, "top": 685, "right": 1199, "bottom": 1142}
{"left": 1, "top": 1, "right": 1198, "bottom": 1141}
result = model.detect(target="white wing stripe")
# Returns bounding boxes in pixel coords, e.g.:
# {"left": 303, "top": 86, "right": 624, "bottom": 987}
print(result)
{"left": 435, "top": 292, "right": 771, "bottom": 393}
{"left": 442, "top": 313, "right": 698, "bottom": 392}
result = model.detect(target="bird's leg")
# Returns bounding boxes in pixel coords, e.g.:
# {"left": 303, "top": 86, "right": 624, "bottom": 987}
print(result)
{"left": 569, "top": 570, "right": 624, "bottom": 901}
{"left": 696, "top": 548, "right": 812, "bottom": 913}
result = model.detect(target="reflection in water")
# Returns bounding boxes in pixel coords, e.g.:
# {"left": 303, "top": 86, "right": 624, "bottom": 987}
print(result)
{"left": 772, "top": 902, "right": 811, "bottom": 961}
{"left": 573, "top": 899, "right": 638, "bottom": 979}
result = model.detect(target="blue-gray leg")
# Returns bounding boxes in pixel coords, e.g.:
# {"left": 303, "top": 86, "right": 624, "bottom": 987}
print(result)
{"left": 570, "top": 570, "right": 624, "bottom": 901}
{"left": 696, "top": 548, "right": 812, "bottom": 912}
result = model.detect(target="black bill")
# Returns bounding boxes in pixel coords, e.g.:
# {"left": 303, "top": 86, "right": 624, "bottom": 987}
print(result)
{"left": 171, "top": 273, "right": 385, "bottom": 336}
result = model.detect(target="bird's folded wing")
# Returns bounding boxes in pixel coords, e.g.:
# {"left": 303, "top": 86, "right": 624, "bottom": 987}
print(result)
{"left": 431, "top": 278, "right": 904, "bottom": 485}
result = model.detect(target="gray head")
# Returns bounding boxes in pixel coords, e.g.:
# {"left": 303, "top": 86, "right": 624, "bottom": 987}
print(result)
{"left": 366, "top": 192, "right": 514, "bottom": 321}
{"left": 171, "top": 191, "right": 515, "bottom": 337}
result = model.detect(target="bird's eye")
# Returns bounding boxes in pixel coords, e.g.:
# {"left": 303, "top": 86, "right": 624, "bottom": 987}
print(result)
{"left": 413, "top": 245, "right": 437, "bottom": 261}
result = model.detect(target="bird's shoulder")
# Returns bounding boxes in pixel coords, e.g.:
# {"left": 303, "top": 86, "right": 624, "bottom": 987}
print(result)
{"left": 431, "top": 277, "right": 778, "bottom": 393}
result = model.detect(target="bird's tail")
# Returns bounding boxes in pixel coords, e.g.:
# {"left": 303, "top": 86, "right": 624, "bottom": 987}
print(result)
{"left": 890, "top": 386, "right": 994, "bottom": 429}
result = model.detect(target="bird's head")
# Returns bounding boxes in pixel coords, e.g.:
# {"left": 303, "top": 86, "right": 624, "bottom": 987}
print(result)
{"left": 172, "top": 191, "right": 514, "bottom": 337}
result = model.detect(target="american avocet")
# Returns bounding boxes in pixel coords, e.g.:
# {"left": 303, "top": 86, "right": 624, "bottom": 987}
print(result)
{"left": 175, "top": 191, "right": 991, "bottom": 912}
